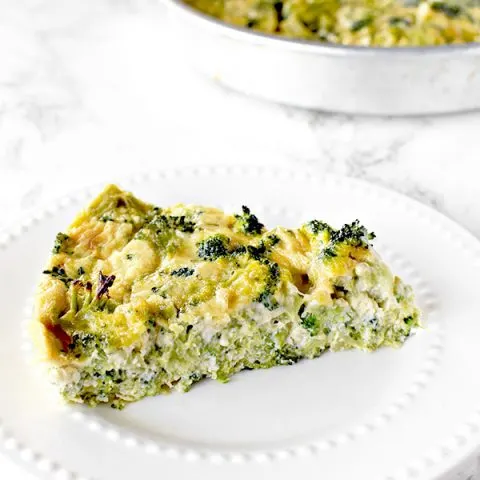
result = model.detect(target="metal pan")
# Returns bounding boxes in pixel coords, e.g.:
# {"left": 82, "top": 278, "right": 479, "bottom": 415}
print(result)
{"left": 163, "top": 0, "right": 480, "bottom": 115}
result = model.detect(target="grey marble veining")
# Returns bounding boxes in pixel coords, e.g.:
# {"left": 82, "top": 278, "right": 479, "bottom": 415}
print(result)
{"left": 1, "top": 1, "right": 480, "bottom": 478}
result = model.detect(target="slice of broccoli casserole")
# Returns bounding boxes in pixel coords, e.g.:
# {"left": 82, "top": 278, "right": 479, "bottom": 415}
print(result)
{"left": 32, "top": 185, "right": 420, "bottom": 408}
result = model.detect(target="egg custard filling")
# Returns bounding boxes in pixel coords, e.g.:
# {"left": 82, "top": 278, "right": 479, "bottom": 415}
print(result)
{"left": 33, "top": 185, "right": 420, "bottom": 408}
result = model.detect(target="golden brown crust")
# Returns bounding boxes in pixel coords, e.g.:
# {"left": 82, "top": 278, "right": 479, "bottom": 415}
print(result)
{"left": 29, "top": 316, "right": 69, "bottom": 365}
{"left": 33, "top": 276, "right": 71, "bottom": 364}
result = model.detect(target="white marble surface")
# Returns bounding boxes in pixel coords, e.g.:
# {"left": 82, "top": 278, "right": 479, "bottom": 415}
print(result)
{"left": 1, "top": 0, "right": 480, "bottom": 478}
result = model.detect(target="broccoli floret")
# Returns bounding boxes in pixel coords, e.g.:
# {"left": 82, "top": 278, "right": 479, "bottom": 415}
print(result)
{"left": 231, "top": 245, "right": 247, "bottom": 256}
{"left": 275, "top": 347, "right": 301, "bottom": 366}
{"left": 306, "top": 220, "right": 333, "bottom": 236}
{"left": 247, "top": 243, "right": 267, "bottom": 261}
{"left": 266, "top": 234, "right": 280, "bottom": 247}
{"left": 171, "top": 267, "right": 195, "bottom": 277}
{"left": 349, "top": 328, "right": 362, "bottom": 341}
{"left": 198, "top": 235, "right": 229, "bottom": 261}
{"left": 104, "top": 369, "right": 126, "bottom": 385}
{"left": 43, "top": 266, "right": 73, "bottom": 286}
{"left": 298, "top": 304, "right": 321, "bottom": 336}
{"left": 320, "top": 245, "right": 338, "bottom": 260}
{"left": 255, "top": 261, "right": 280, "bottom": 310}
{"left": 70, "top": 332, "right": 96, "bottom": 350}
{"left": 319, "top": 220, "right": 376, "bottom": 260}
{"left": 52, "top": 232, "right": 70, "bottom": 254}
{"left": 231, "top": 235, "right": 279, "bottom": 262}
{"left": 136, "top": 212, "right": 195, "bottom": 248}
{"left": 234, "top": 206, "right": 265, "bottom": 235}
{"left": 257, "top": 290, "right": 278, "bottom": 310}
{"left": 149, "top": 213, "right": 195, "bottom": 233}
{"left": 58, "top": 272, "right": 115, "bottom": 326}
{"left": 268, "top": 262, "right": 280, "bottom": 281}
{"left": 330, "top": 220, "right": 375, "bottom": 246}
{"left": 69, "top": 332, "right": 105, "bottom": 358}
{"left": 230, "top": 237, "right": 282, "bottom": 309}
{"left": 197, "top": 233, "right": 280, "bottom": 302}
{"left": 169, "top": 215, "right": 195, "bottom": 233}
{"left": 300, "top": 313, "right": 320, "bottom": 336}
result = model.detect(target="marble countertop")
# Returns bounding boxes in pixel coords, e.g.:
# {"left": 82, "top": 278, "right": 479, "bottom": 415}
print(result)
{"left": 1, "top": 0, "right": 480, "bottom": 478}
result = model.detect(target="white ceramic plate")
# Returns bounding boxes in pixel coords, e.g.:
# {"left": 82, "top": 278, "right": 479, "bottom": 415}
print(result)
{"left": 1, "top": 165, "right": 480, "bottom": 480}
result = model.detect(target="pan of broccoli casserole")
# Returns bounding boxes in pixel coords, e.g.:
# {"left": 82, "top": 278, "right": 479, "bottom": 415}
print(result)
{"left": 163, "top": 0, "right": 480, "bottom": 114}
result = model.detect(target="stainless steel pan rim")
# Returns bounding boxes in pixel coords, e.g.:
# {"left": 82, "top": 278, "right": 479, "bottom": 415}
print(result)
{"left": 163, "top": 0, "right": 480, "bottom": 115}
{"left": 165, "top": 0, "right": 480, "bottom": 56}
